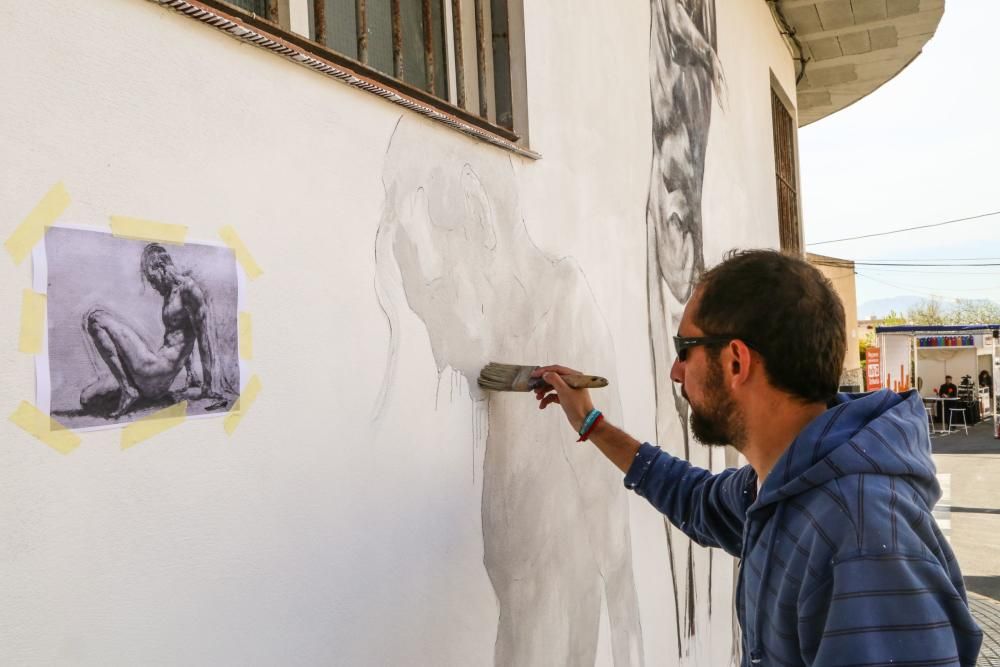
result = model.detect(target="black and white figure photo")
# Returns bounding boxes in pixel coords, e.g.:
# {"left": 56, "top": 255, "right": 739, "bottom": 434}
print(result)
{"left": 42, "top": 226, "right": 240, "bottom": 429}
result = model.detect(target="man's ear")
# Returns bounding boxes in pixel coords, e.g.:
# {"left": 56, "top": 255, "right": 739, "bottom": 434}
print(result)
{"left": 728, "top": 339, "right": 754, "bottom": 388}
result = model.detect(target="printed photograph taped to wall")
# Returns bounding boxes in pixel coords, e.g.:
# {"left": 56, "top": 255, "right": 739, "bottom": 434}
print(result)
{"left": 41, "top": 226, "right": 240, "bottom": 429}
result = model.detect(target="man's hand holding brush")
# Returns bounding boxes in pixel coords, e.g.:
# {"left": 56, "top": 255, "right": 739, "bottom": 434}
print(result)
{"left": 531, "top": 365, "right": 595, "bottom": 431}
{"left": 532, "top": 365, "right": 641, "bottom": 474}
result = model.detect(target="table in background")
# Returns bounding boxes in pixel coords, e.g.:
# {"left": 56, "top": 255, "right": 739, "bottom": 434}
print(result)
{"left": 923, "top": 397, "right": 979, "bottom": 432}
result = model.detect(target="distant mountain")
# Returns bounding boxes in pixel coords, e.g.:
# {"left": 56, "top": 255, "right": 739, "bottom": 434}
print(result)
{"left": 857, "top": 296, "right": 925, "bottom": 320}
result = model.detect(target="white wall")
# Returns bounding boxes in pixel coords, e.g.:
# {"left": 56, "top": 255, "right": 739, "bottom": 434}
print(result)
{"left": 917, "top": 351, "right": 979, "bottom": 396}
{"left": 912, "top": 335, "right": 997, "bottom": 397}
{"left": 0, "top": 1, "right": 794, "bottom": 664}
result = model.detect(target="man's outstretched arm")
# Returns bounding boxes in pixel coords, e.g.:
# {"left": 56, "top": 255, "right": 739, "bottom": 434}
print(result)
{"left": 531, "top": 365, "right": 642, "bottom": 473}
{"left": 532, "top": 365, "right": 751, "bottom": 555}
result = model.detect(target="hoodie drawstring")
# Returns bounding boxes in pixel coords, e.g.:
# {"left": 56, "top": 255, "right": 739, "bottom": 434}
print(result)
{"left": 750, "top": 503, "right": 785, "bottom": 664}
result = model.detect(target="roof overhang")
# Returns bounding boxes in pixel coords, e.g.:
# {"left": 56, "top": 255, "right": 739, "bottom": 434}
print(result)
{"left": 773, "top": 0, "right": 945, "bottom": 126}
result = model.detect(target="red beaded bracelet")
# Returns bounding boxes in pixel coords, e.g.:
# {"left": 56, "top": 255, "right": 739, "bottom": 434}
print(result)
{"left": 577, "top": 413, "right": 605, "bottom": 442}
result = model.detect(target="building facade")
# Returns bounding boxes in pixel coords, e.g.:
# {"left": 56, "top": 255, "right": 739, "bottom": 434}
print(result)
{"left": 0, "top": 1, "right": 942, "bottom": 664}
{"left": 809, "top": 253, "right": 863, "bottom": 390}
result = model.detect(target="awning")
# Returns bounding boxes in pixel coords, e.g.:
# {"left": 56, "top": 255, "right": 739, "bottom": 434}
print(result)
{"left": 875, "top": 324, "right": 1000, "bottom": 335}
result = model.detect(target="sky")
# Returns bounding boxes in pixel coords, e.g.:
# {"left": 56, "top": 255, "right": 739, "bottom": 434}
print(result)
{"left": 798, "top": 1, "right": 1000, "bottom": 317}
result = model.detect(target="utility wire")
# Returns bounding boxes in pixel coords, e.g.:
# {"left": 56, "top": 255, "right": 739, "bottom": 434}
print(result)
{"left": 869, "top": 281, "right": 1000, "bottom": 292}
{"left": 812, "top": 259, "right": 1000, "bottom": 268}
{"left": 860, "top": 268, "right": 1000, "bottom": 276}
{"left": 855, "top": 273, "right": 964, "bottom": 300}
{"left": 807, "top": 209, "right": 1000, "bottom": 246}
{"left": 849, "top": 257, "right": 1000, "bottom": 262}
{"left": 855, "top": 272, "right": 1000, "bottom": 297}
{"left": 855, "top": 273, "right": 942, "bottom": 300}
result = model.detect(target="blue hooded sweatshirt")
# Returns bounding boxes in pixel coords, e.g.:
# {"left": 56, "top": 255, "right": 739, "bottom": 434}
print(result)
{"left": 624, "top": 389, "right": 982, "bottom": 666}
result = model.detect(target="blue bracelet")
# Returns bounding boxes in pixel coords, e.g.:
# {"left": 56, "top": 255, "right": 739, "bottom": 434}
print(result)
{"left": 578, "top": 409, "right": 602, "bottom": 436}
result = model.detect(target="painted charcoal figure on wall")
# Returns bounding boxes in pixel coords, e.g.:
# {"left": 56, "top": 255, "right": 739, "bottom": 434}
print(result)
{"left": 646, "top": 0, "right": 727, "bottom": 658}
{"left": 375, "top": 119, "right": 643, "bottom": 666}
{"left": 43, "top": 227, "right": 240, "bottom": 428}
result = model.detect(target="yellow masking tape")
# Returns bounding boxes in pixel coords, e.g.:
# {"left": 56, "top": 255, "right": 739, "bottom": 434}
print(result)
{"left": 239, "top": 312, "right": 253, "bottom": 360}
{"left": 219, "top": 226, "right": 263, "bottom": 280}
{"left": 224, "top": 375, "right": 262, "bottom": 436}
{"left": 4, "top": 182, "right": 71, "bottom": 264}
{"left": 19, "top": 290, "right": 47, "bottom": 354}
{"left": 121, "top": 401, "right": 188, "bottom": 450}
{"left": 9, "top": 401, "right": 81, "bottom": 455}
{"left": 110, "top": 216, "right": 188, "bottom": 245}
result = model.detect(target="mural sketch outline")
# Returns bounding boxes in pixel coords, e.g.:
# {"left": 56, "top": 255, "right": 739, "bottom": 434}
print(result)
{"left": 375, "top": 118, "right": 644, "bottom": 666}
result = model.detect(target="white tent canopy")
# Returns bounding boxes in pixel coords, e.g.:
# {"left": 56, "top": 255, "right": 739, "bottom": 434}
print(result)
{"left": 874, "top": 325, "right": 999, "bottom": 417}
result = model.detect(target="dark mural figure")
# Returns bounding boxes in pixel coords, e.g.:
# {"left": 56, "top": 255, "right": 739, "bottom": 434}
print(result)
{"left": 645, "top": 0, "right": 728, "bottom": 659}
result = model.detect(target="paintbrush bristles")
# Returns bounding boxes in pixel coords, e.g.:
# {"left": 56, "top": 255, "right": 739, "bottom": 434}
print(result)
{"left": 478, "top": 363, "right": 538, "bottom": 392}
{"left": 477, "top": 362, "right": 610, "bottom": 392}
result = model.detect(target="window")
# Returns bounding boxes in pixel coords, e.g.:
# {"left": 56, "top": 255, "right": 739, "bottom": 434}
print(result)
{"left": 311, "top": 0, "right": 515, "bottom": 131}
{"left": 159, "top": 0, "right": 529, "bottom": 151}
{"left": 228, "top": 0, "right": 277, "bottom": 19}
{"left": 771, "top": 86, "right": 802, "bottom": 254}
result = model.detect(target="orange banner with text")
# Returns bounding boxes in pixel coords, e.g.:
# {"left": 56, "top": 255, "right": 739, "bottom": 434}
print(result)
{"left": 865, "top": 347, "right": 882, "bottom": 391}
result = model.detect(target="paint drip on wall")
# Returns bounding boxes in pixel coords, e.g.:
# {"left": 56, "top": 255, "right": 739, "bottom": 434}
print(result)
{"left": 375, "top": 118, "right": 644, "bottom": 666}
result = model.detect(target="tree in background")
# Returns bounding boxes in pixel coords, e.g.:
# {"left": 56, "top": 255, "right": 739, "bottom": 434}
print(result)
{"left": 882, "top": 310, "right": 906, "bottom": 326}
{"left": 905, "top": 297, "right": 950, "bottom": 325}
{"left": 859, "top": 331, "right": 875, "bottom": 364}
{"left": 951, "top": 298, "right": 1000, "bottom": 324}
{"left": 899, "top": 297, "right": 1000, "bottom": 325}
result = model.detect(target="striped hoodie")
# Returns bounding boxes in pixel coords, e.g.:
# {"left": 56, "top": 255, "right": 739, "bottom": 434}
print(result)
{"left": 624, "top": 389, "right": 982, "bottom": 666}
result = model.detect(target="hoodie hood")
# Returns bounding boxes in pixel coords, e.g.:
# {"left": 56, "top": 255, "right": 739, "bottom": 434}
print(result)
{"left": 745, "top": 389, "right": 943, "bottom": 664}
{"left": 754, "top": 389, "right": 940, "bottom": 513}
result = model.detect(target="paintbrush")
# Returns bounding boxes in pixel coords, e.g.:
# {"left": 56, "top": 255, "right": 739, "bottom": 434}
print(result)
{"left": 477, "top": 362, "right": 609, "bottom": 392}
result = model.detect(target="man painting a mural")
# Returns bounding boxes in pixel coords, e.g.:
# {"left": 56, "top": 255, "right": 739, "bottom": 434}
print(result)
{"left": 5, "top": 0, "right": 984, "bottom": 663}
{"left": 533, "top": 250, "right": 982, "bottom": 666}
{"left": 646, "top": 0, "right": 726, "bottom": 653}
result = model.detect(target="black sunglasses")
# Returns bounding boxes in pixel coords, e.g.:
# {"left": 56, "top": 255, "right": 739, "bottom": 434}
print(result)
{"left": 673, "top": 335, "right": 755, "bottom": 362}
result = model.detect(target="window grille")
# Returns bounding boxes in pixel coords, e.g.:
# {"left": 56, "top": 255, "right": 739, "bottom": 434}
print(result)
{"left": 308, "top": 0, "right": 514, "bottom": 130}
{"left": 771, "top": 88, "right": 801, "bottom": 254}
{"left": 189, "top": 0, "right": 523, "bottom": 146}
{"left": 227, "top": 0, "right": 276, "bottom": 20}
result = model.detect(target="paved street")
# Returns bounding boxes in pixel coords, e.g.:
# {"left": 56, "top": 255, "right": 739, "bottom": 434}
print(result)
{"left": 970, "top": 595, "right": 1000, "bottom": 666}
{"left": 931, "top": 420, "right": 1000, "bottom": 666}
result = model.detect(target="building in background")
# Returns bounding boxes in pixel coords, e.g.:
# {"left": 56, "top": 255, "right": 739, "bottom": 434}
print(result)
{"left": 809, "top": 253, "right": 862, "bottom": 390}
{"left": 0, "top": 1, "right": 942, "bottom": 664}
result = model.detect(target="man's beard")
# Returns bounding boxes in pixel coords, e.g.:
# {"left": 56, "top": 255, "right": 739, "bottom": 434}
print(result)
{"left": 687, "top": 355, "right": 744, "bottom": 449}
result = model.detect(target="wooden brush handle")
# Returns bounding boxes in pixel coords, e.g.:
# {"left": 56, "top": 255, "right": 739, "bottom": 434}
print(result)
{"left": 559, "top": 374, "right": 609, "bottom": 390}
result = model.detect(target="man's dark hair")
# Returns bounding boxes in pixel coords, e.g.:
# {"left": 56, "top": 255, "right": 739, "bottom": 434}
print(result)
{"left": 692, "top": 249, "right": 846, "bottom": 403}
